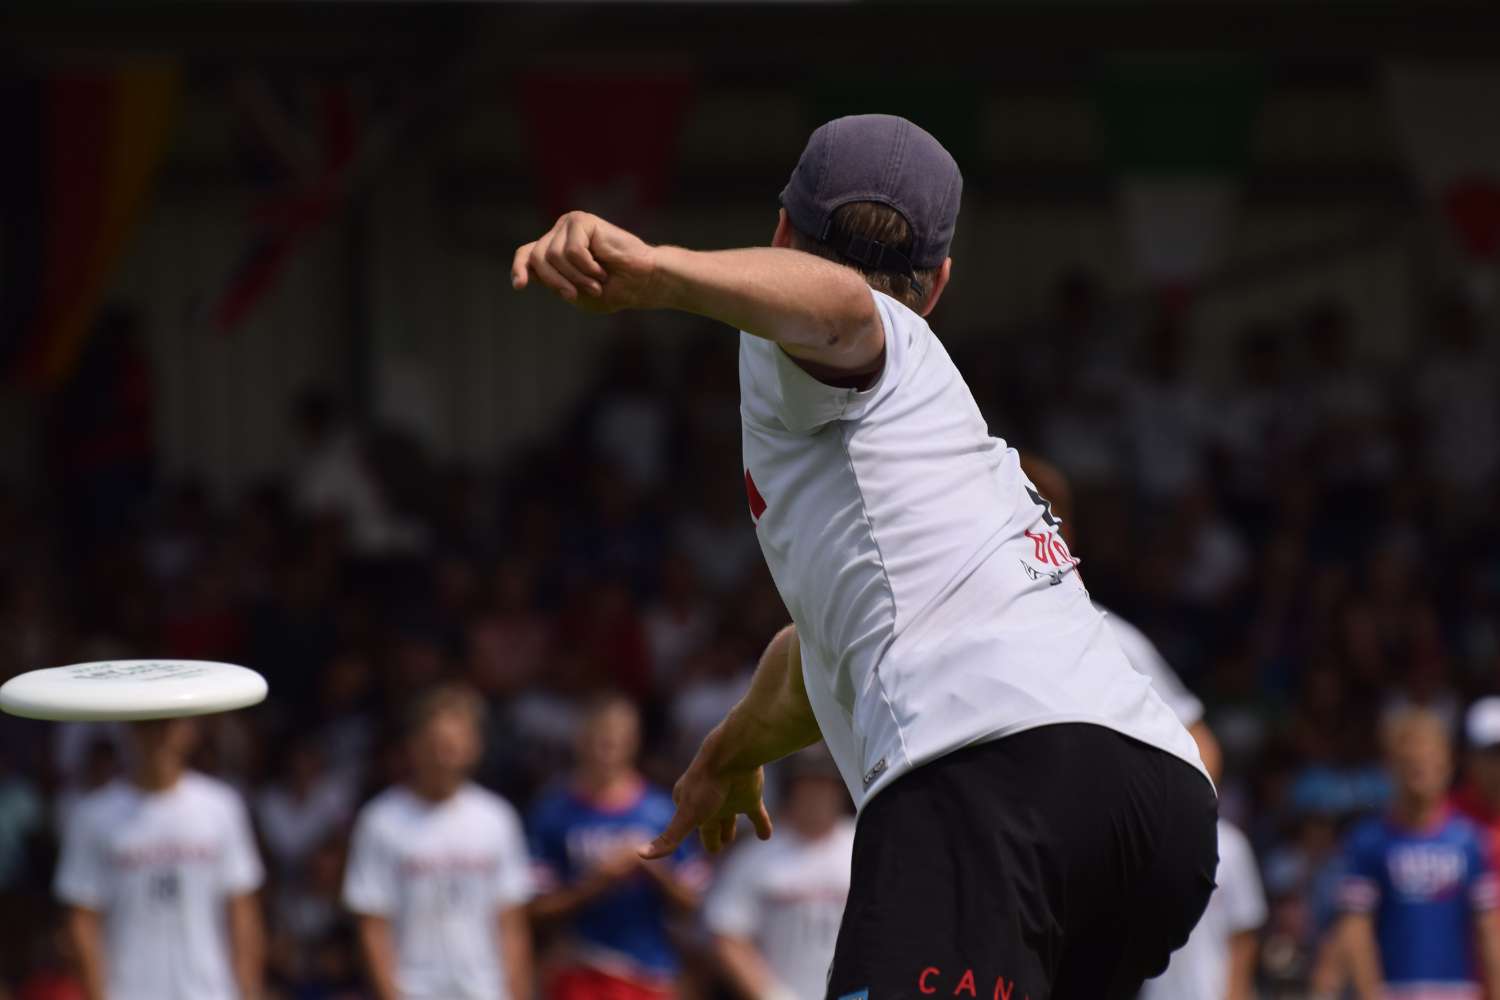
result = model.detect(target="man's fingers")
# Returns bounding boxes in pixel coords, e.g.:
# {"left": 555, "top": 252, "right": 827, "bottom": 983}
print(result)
{"left": 751, "top": 801, "right": 774, "bottom": 841}
{"left": 638, "top": 806, "right": 695, "bottom": 860}
{"left": 719, "top": 816, "right": 738, "bottom": 849}
{"left": 545, "top": 242, "right": 602, "bottom": 298}
{"left": 511, "top": 242, "right": 534, "bottom": 290}
{"left": 563, "top": 219, "right": 608, "bottom": 282}
{"left": 700, "top": 820, "right": 723, "bottom": 855}
{"left": 528, "top": 241, "right": 578, "bottom": 301}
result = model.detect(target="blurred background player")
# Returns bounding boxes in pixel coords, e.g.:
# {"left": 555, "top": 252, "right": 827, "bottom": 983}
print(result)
{"left": 1454, "top": 697, "right": 1500, "bottom": 861}
{"left": 53, "top": 718, "right": 265, "bottom": 1000}
{"left": 704, "top": 746, "right": 854, "bottom": 1000}
{"left": 1022, "top": 454, "right": 1263, "bottom": 1000}
{"left": 528, "top": 694, "right": 707, "bottom": 1000}
{"left": 1313, "top": 708, "right": 1500, "bottom": 1000}
{"left": 342, "top": 684, "right": 533, "bottom": 1000}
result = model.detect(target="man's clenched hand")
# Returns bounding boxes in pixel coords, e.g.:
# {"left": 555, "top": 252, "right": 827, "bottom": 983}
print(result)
{"left": 511, "top": 211, "right": 658, "bottom": 313}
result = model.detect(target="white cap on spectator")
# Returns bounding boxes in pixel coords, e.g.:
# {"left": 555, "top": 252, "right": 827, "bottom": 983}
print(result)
{"left": 1467, "top": 697, "right": 1500, "bottom": 750}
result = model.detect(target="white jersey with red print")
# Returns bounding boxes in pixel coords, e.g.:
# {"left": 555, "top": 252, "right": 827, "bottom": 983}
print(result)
{"left": 705, "top": 818, "right": 855, "bottom": 1000}
{"left": 54, "top": 771, "right": 264, "bottom": 1000}
{"left": 738, "top": 287, "right": 1206, "bottom": 808}
{"left": 343, "top": 783, "right": 534, "bottom": 1000}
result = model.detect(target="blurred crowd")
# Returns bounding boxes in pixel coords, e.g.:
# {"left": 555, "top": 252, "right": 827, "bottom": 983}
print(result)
{"left": 0, "top": 272, "right": 1496, "bottom": 999}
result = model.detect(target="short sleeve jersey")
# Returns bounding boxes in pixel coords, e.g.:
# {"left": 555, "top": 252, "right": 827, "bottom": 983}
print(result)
{"left": 1337, "top": 810, "right": 1498, "bottom": 991}
{"left": 54, "top": 772, "right": 264, "bottom": 1000}
{"left": 738, "top": 287, "right": 1206, "bottom": 807}
{"left": 1104, "top": 611, "right": 1205, "bottom": 728}
{"left": 528, "top": 782, "right": 709, "bottom": 983}
{"left": 343, "top": 784, "right": 534, "bottom": 1000}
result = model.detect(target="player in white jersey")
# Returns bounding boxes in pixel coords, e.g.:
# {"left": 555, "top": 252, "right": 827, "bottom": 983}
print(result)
{"left": 706, "top": 747, "right": 854, "bottom": 1000}
{"left": 55, "top": 718, "right": 265, "bottom": 1000}
{"left": 1021, "top": 454, "right": 1265, "bottom": 1000}
{"left": 513, "top": 113, "right": 1217, "bottom": 999}
{"left": 344, "top": 684, "right": 534, "bottom": 1000}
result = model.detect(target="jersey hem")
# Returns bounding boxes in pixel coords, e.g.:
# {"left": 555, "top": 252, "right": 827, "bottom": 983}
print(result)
{"left": 857, "top": 714, "right": 1213, "bottom": 810}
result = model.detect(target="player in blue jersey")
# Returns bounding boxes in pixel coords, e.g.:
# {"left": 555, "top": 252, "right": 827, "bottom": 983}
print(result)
{"left": 1314, "top": 709, "right": 1500, "bottom": 1000}
{"left": 527, "top": 694, "right": 709, "bottom": 1000}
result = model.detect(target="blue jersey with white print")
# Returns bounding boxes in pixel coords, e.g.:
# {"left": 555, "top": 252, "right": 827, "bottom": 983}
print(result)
{"left": 528, "top": 781, "right": 707, "bottom": 982}
{"left": 1337, "top": 810, "right": 1497, "bottom": 990}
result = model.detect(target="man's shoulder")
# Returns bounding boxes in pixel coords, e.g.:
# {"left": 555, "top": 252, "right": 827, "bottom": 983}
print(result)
{"left": 69, "top": 780, "right": 133, "bottom": 829}
{"left": 458, "top": 783, "right": 524, "bottom": 831}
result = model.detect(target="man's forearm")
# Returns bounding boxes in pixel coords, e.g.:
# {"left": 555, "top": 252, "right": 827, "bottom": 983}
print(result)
{"left": 66, "top": 907, "right": 108, "bottom": 1000}
{"left": 356, "top": 916, "right": 402, "bottom": 1000}
{"left": 700, "top": 625, "right": 821, "bottom": 774}
{"left": 1475, "top": 910, "right": 1500, "bottom": 1000}
{"left": 499, "top": 906, "right": 533, "bottom": 1000}
{"left": 228, "top": 893, "right": 265, "bottom": 1000}
{"left": 651, "top": 246, "right": 881, "bottom": 367}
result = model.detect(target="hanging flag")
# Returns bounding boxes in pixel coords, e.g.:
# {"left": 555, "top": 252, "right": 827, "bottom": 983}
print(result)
{"left": 518, "top": 71, "right": 695, "bottom": 222}
{"left": 1386, "top": 65, "right": 1500, "bottom": 304}
{"left": 210, "top": 78, "right": 362, "bottom": 333}
{"left": 1094, "top": 56, "right": 1264, "bottom": 304}
{"left": 0, "top": 66, "right": 178, "bottom": 388}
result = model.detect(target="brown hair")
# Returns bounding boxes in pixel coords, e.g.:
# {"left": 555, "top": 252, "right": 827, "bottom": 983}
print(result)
{"left": 405, "top": 682, "right": 484, "bottom": 737}
{"left": 787, "top": 201, "right": 941, "bottom": 313}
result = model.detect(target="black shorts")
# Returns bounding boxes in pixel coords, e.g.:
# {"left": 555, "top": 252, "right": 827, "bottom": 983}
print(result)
{"left": 824, "top": 724, "right": 1218, "bottom": 1000}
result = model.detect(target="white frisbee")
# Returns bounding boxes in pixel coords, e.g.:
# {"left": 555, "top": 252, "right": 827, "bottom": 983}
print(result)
{"left": 0, "top": 660, "right": 267, "bottom": 722}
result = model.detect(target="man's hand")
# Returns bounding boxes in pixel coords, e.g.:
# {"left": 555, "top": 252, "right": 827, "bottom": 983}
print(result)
{"left": 511, "top": 211, "right": 657, "bottom": 312}
{"left": 639, "top": 756, "right": 773, "bottom": 859}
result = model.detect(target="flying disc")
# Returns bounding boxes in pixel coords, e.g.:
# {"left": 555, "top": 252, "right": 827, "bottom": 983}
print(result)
{"left": 0, "top": 660, "right": 267, "bottom": 722}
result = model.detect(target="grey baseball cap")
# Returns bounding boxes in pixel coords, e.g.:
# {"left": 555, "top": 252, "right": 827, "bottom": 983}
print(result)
{"left": 780, "top": 114, "right": 963, "bottom": 275}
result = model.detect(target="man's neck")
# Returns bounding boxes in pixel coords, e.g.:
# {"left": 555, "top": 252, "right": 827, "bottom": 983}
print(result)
{"left": 132, "top": 761, "right": 185, "bottom": 794}
{"left": 409, "top": 773, "right": 464, "bottom": 804}
{"left": 577, "top": 770, "right": 640, "bottom": 807}
{"left": 1394, "top": 795, "right": 1445, "bottom": 831}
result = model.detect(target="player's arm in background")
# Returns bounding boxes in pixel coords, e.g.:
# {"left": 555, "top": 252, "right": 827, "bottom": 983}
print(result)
{"left": 1226, "top": 930, "right": 1257, "bottom": 1000}
{"left": 342, "top": 812, "right": 401, "bottom": 1000}
{"left": 511, "top": 211, "right": 885, "bottom": 375}
{"left": 64, "top": 907, "right": 108, "bottom": 1000}
{"left": 227, "top": 892, "right": 266, "bottom": 1000}
{"left": 54, "top": 805, "right": 110, "bottom": 1000}
{"left": 1312, "top": 828, "right": 1385, "bottom": 1000}
{"left": 642, "top": 625, "right": 821, "bottom": 859}
{"left": 497, "top": 905, "right": 534, "bottom": 1000}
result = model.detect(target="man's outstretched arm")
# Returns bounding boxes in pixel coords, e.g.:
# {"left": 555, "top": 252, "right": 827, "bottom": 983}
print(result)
{"left": 640, "top": 625, "right": 823, "bottom": 859}
{"left": 511, "top": 211, "right": 883, "bottom": 373}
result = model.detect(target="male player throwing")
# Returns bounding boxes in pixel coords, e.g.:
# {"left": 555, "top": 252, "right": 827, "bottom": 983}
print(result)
{"left": 513, "top": 114, "right": 1216, "bottom": 999}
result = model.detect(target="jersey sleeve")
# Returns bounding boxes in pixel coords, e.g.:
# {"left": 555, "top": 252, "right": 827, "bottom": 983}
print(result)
{"left": 492, "top": 801, "right": 536, "bottom": 910}
{"left": 343, "top": 807, "right": 397, "bottom": 917}
{"left": 1216, "top": 823, "right": 1268, "bottom": 933}
{"left": 703, "top": 843, "right": 763, "bottom": 938}
{"left": 1335, "top": 822, "right": 1384, "bottom": 914}
{"left": 220, "top": 791, "right": 265, "bottom": 895}
{"left": 739, "top": 288, "right": 914, "bottom": 435}
{"left": 1467, "top": 826, "right": 1499, "bottom": 912}
{"left": 54, "top": 802, "right": 110, "bottom": 910}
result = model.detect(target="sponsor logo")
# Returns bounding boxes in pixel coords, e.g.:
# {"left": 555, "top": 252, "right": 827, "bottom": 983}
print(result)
{"left": 862, "top": 758, "right": 887, "bottom": 788}
{"left": 837, "top": 991, "right": 869, "bottom": 1000}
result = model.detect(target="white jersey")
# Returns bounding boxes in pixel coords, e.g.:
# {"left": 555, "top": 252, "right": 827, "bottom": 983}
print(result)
{"left": 1141, "top": 820, "right": 1266, "bottom": 1000}
{"left": 343, "top": 783, "right": 534, "bottom": 1000}
{"left": 705, "top": 819, "right": 855, "bottom": 1000}
{"left": 1104, "top": 611, "right": 1205, "bottom": 727}
{"left": 54, "top": 772, "right": 264, "bottom": 1000}
{"left": 739, "top": 288, "right": 1205, "bottom": 807}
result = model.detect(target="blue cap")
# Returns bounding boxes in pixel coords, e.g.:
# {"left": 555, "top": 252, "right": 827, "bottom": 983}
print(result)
{"left": 780, "top": 114, "right": 963, "bottom": 274}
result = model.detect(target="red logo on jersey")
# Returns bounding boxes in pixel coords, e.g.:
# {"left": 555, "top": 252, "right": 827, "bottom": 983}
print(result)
{"left": 745, "top": 469, "right": 767, "bottom": 520}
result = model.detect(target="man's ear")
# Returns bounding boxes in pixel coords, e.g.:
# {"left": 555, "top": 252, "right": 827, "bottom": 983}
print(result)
{"left": 920, "top": 258, "right": 952, "bottom": 317}
{"left": 772, "top": 208, "right": 794, "bottom": 248}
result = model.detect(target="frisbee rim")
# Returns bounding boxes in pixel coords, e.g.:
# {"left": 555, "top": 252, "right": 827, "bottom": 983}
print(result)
{"left": 0, "top": 659, "right": 268, "bottom": 722}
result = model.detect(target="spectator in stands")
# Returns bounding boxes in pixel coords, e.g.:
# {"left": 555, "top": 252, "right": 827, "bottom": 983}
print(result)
{"left": 343, "top": 684, "right": 534, "bottom": 1000}
{"left": 528, "top": 694, "right": 707, "bottom": 1000}
{"left": 1312, "top": 708, "right": 1500, "bottom": 1000}
{"left": 54, "top": 718, "right": 265, "bottom": 1000}
{"left": 705, "top": 746, "right": 854, "bottom": 1000}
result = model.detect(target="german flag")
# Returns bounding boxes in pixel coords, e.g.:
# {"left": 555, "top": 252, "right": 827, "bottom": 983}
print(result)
{"left": 0, "top": 65, "right": 177, "bottom": 389}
